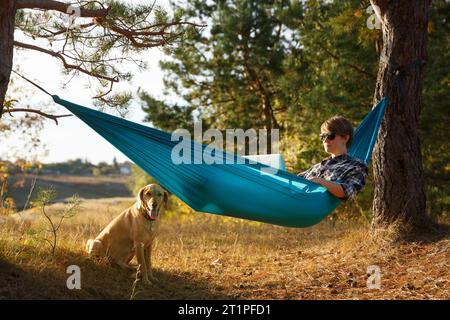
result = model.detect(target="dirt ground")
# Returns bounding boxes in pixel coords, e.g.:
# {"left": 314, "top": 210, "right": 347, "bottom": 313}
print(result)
{"left": 0, "top": 197, "right": 448, "bottom": 300}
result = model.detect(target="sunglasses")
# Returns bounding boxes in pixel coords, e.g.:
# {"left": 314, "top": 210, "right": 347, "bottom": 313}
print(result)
{"left": 320, "top": 132, "right": 336, "bottom": 141}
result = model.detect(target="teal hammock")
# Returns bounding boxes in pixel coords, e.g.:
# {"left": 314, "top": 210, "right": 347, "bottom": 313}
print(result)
{"left": 49, "top": 95, "right": 387, "bottom": 228}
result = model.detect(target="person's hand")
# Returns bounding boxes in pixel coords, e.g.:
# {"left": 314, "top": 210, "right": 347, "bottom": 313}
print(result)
{"left": 308, "top": 177, "right": 324, "bottom": 185}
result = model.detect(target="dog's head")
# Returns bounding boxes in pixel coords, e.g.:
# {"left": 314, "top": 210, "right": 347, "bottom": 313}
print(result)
{"left": 136, "top": 184, "right": 169, "bottom": 221}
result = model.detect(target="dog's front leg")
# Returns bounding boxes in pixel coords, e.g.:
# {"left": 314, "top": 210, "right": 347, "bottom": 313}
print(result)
{"left": 144, "top": 242, "right": 155, "bottom": 281}
{"left": 135, "top": 242, "right": 151, "bottom": 285}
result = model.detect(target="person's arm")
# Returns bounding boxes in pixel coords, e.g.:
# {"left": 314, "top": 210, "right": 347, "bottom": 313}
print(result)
{"left": 309, "top": 178, "right": 346, "bottom": 198}
{"left": 310, "top": 164, "right": 368, "bottom": 200}
{"left": 297, "top": 163, "right": 319, "bottom": 178}
{"left": 297, "top": 169, "right": 310, "bottom": 178}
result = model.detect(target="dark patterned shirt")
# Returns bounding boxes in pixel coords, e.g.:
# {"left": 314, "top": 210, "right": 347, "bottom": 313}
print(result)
{"left": 297, "top": 153, "right": 368, "bottom": 200}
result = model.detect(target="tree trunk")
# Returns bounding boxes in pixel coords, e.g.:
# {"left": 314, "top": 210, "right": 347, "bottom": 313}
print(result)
{"left": 371, "top": 0, "right": 431, "bottom": 234}
{"left": 0, "top": 0, "right": 16, "bottom": 118}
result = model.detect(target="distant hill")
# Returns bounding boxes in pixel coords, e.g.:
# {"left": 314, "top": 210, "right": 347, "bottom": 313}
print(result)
{"left": 0, "top": 158, "right": 133, "bottom": 176}
{"left": 8, "top": 174, "right": 133, "bottom": 210}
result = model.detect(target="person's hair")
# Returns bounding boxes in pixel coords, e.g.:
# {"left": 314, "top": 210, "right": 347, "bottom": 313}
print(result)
{"left": 321, "top": 116, "right": 354, "bottom": 148}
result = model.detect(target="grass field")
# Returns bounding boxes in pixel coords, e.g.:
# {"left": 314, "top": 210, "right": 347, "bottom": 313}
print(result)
{"left": 0, "top": 192, "right": 449, "bottom": 300}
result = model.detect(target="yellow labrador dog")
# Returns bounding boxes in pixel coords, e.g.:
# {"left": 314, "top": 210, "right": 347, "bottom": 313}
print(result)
{"left": 86, "top": 184, "right": 168, "bottom": 285}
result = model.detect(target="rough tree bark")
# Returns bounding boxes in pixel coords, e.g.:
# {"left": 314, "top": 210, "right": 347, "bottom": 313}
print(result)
{"left": 0, "top": 0, "right": 16, "bottom": 118}
{"left": 370, "top": 0, "right": 432, "bottom": 234}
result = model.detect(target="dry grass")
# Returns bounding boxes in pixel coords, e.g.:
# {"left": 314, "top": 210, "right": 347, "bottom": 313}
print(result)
{"left": 0, "top": 197, "right": 449, "bottom": 300}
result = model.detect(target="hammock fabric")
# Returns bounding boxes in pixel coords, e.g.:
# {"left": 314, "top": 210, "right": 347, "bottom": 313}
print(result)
{"left": 52, "top": 95, "right": 387, "bottom": 228}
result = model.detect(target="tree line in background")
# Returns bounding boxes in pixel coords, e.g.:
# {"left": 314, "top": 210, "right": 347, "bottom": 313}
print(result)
{"left": 0, "top": 157, "right": 132, "bottom": 176}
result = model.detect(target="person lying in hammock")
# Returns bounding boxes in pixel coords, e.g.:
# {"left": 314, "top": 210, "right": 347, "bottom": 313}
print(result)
{"left": 297, "top": 116, "right": 368, "bottom": 200}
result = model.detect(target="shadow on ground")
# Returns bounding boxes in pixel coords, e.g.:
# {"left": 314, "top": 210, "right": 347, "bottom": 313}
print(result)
{"left": 0, "top": 247, "right": 231, "bottom": 300}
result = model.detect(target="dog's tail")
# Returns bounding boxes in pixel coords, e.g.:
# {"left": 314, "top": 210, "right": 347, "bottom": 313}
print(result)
{"left": 86, "top": 239, "right": 103, "bottom": 256}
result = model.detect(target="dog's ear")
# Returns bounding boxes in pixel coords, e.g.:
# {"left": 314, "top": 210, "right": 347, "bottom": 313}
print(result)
{"left": 136, "top": 186, "right": 147, "bottom": 211}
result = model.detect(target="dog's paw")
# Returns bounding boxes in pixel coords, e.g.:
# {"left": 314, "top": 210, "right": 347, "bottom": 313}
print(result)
{"left": 148, "top": 274, "right": 159, "bottom": 283}
{"left": 86, "top": 239, "right": 103, "bottom": 256}
{"left": 142, "top": 278, "right": 152, "bottom": 286}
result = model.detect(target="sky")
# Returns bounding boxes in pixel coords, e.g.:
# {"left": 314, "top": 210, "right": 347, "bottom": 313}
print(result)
{"left": 0, "top": 0, "right": 179, "bottom": 165}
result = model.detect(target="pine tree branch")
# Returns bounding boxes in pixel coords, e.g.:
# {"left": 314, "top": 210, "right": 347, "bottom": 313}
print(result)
{"left": 37, "top": 22, "right": 96, "bottom": 38}
{"left": 5, "top": 108, "right": 72, "bottom": 124}
{"left": 96, "top": 17, "right": 206, "bottom": 37}
{"left": 13, "top": 40, "right": 119, "bottom": 83}
{"left": 94, "top": 17, "right": 205, "bottom": 48}
{"left": 318, "top": 44, "right": 377, "bottom": 80}
{"left": 16, "top": 0, "right": 109, "bottom": 18}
